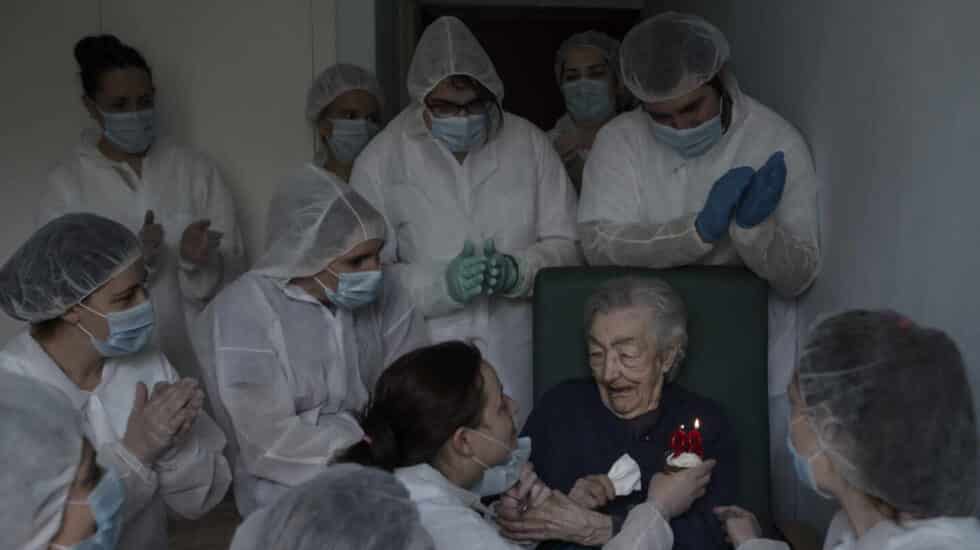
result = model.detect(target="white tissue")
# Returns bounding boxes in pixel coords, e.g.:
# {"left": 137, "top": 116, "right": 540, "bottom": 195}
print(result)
{"left": 607, "top": 453, "right": 642, "bottom": 496}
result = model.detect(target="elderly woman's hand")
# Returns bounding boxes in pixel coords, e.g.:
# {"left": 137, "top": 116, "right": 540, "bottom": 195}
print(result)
{"left": 569, "top": 473, "right": 617, "bottom": 510}
{"left": 497, "top": 463, "right": 552, "bottom": 520}
{"left": 497, "top": 490, "right": 613, "bottom": 546}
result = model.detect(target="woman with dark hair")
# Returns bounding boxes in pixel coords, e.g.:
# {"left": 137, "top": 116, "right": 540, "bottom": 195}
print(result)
{"left": 344, "top": 341, "right": 544, "bottom": 549}
{"left": 39, "top": 34, "right": 246, "bottom": 384}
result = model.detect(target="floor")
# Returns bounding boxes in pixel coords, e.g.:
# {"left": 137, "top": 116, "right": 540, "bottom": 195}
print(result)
{"left": 168, "top": 497, "right": 241, "bottom": 550}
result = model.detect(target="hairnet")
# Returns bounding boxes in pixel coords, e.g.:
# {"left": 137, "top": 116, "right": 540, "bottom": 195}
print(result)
{"left": 256, "top": 166, "right": 386, "bottom": 279}
{"left": 0, "top": 213, "right": 142, "bottom": 323}
{"left": 554, "top": 30, "right": 621, "bottom": 84}
{"left": 230, "top": 463, "right": 434, "bottom": 550}
{"left": 620, "top": 12, "right": 730, "bottom": 103}
{"left": 406, "top": 16, "right": 504, "bottom": 103}
{"left": 1, "top": 370, "right": 85, "bottom": 550}
{"left": 305, "top": 63, "right": 385, "bottom": 124}
{"left": 797, "top": 310, "right": 978, "bottom": 517}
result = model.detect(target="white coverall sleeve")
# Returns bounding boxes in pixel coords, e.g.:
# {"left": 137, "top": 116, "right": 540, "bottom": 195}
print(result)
{"left": 178, "top": 158, "right": 248, "bottom": 311}
{"left": 602, "top": 502, "right": 673, "bottom": 550}
{"left": 578, "top": 125, "right": 714, "bottom": 268}
{"left": 153, "top": 359, "right": 231, "bottom": 519}
{"left": 97, "top": 440, "right": 160, "bottom": 523}
{"left": 350, "top": 147, "right": 463, "bottom": 318}
{"left": 213, "top": 299, "right": 363, "bottom": 488}
{"left": 381, "top": 275, "right": 431, "bottom": 367}
{"left": 728, "top": 141, "right": 820, "bottom": 297}
{"left": 504, "top": 127, "right": 582, "bottom": 298}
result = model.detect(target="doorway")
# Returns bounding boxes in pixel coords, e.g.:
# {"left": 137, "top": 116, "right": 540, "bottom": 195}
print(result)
{"left": 376, "top": 3, "right": 642, "bottom": 131}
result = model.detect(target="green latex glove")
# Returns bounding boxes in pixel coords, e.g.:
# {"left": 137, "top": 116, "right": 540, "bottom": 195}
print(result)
{"left": 446, "top": 240, "right": 487, "bottom": 304}
{"left": 483, "top": 239, "right": 519, "bottom": 295}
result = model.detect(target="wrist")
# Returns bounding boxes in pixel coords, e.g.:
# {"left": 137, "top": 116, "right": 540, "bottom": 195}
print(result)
{"left": 577, "top": 511, "right": 613, "bottom": 546}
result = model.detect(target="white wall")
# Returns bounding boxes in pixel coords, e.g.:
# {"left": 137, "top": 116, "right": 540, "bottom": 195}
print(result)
{"left": 647, "top": 0, "right": 980, "bottom": 531}
{"left": 336, "top": 0, "right": 375, "bottom": 72}
{"left": 0, "top": 0, "right": 338, "bottom": 342}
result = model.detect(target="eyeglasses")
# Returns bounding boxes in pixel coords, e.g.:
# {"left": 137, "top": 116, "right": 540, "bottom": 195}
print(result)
{"left": 425, "top": 98, "right": 491, "bottom": 118}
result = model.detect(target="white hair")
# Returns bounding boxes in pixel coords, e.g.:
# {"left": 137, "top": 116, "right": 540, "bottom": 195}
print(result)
{"left": 584, "top": 277, "right": 688, "bottom": 379}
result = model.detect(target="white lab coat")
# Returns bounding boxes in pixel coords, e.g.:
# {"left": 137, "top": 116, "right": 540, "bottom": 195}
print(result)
{"left": 741, "top": 510, "right": 980, "bottom": 550}
{"left": 0, "top": 331, "right": 231, "bottom": 550}
{"left": 547, "top": 113, "right": 591, "bottom": 193}
{"left": 39, "top": 130, "right": 247, "bottom": 382}
{"left": 351, "top": 106, "right": 581, "bottom": 425}
{"left": 396, "top": 463, "right": 672, "bottom": 550}
{"left": 396, "top": 463, "right": 524, "bottom": 550}
{"left": 193, "top": 269, "right": 428, "bottom": 516}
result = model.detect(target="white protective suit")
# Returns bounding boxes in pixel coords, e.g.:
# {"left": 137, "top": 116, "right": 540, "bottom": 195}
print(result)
{"left": 742, "top": 510, "right": 980, "bottom": 550}
{"left": 194, "top": 172, "right": 428, "bottom": 515}
{"left": 0, "top": 331, "right": 231, "bottom": 550}
{"left": 1, "top": 369, "right": 85, "bottom": 550}
{"left": 351, "top": 16, "right": 581, "bottom": 425}
{"left": 39, "top": 130, "right": 247, "bottom": 381}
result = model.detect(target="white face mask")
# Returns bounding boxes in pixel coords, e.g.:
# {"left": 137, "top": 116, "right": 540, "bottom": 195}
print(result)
{"left": 326, "top": 118, "right": 380, "bottom": 163}
{"left": 466, "top": 431, "right": 531, "bottom": 497}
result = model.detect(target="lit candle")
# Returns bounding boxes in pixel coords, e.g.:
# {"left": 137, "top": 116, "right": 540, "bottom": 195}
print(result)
{"left": 669, "top": 424, "right": 689, "bottom": 458}
{"left": 689, "top": 418, "right": 704, "bottom": 457}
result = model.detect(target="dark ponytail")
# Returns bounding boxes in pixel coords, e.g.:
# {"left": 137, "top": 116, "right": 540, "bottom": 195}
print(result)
{"left": 74, "top": 34, "right": 152, "bottom": 98}
{"left": 342, "top": 341, "right": 485, "bottom": 471}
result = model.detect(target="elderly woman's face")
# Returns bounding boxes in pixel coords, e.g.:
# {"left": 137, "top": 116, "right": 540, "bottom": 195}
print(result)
{"left": 588, "top": 306, "right": 670, "bottom": 419}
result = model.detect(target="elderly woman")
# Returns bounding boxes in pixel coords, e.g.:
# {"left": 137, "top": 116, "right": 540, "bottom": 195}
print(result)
{"left": 2, "top": 369, "right": 126, "bottom": 550}
{"left": 513, "top": 277, "right": 736, "bottom": 549}
{"left": 549, "top": 30, "right": 629, "bottom": 193}
{"left": 717, "top": 310, "right": 980, "bottom": 550}
{"left": 194, "top": 179, "right": 427, "bottom": 516}
{"left": 230, "top": 463, "right": 434, "bottom": 550}
{"left": 0, "top": 213, "right": 230, "bottom": 550}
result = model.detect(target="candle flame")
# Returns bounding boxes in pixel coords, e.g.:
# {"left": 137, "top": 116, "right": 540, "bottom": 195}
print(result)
{"left": 694, "top": 418, "right": 701, "bottom": 430}
{"left": 680, "top": 424, "right": 685, "bottom": 430}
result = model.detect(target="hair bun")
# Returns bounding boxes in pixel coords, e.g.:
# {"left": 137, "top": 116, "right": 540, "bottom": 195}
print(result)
{"left": 74, "top": 34, "right": 123, "bottom": 67}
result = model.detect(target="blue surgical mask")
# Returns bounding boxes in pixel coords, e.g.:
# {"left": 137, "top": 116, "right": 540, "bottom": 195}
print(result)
{"left": 78, "top": 299, "right": 155, "bottom": 357}
{"left": 430, "top": 113, "right": 487, "bottom": 153}
{"left": 99, "top": 108, "right": 156, "bottom": 154}
{"left": 316, "top": 269, "right": 383, "bottom": 310}
{"left": 650, "top": 108, "right": 723, "bottom": 158}
{"left": 787, "top": 418, "right": 833, "bottom": 500}
{"left": 52, "top": 467, "right": 126, "bottom": 550}
{"left": 327, "top": 118, "right": 380, "bottom": 163}
{"left": 562, "top": 78, "right": 615, "bottom": 124}
{"left": 468, "top": 433, "right": 531, "bottom": 497}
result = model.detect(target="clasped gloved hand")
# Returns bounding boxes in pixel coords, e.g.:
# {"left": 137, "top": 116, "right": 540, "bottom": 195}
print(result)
{"left": 482, "top": 239, "right": 519, "bottom": 296}
{"left": 445, "top": 240, "right": 487, "bottom": 304}
{"left": 695, "top": 166, "right": 755, "bottom": 243}
{"left": 736, "top": 151, "right": 787, "bottom": 228}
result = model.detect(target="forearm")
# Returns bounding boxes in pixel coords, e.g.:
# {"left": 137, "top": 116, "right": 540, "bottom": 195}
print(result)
{"left": 729, "top": 220, "right": 819, "bottom": 297}
{"left": 579, "top": 216, "right": 713, "bottom": 268}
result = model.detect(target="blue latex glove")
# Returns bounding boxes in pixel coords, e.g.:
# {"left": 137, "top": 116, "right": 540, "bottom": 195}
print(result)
{"left": 445, "top": 241, "right": 487, "bottom": 304}
{"left": 482, "top": 239, "right": 519, "bottom": 295}
{"left": 736, "top": 151, "right": 787, "bottom": 228}
{"left": 695, "top": 166, "right": 756, "bottom": 243}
